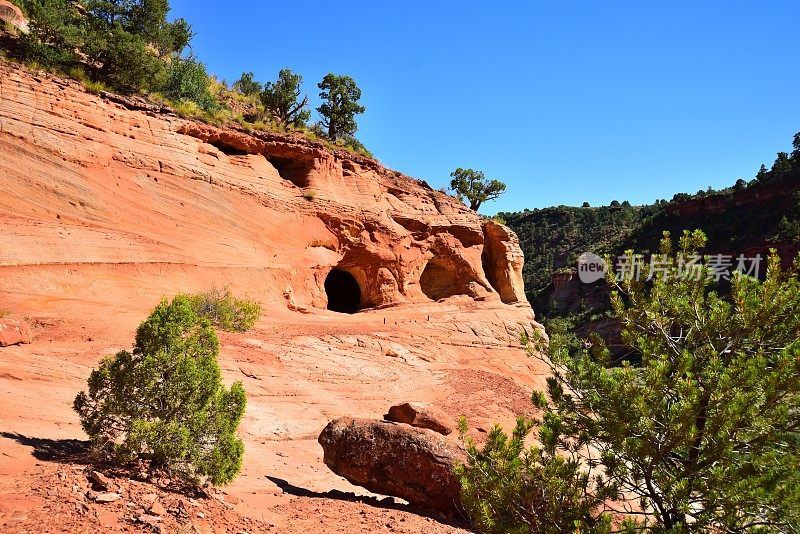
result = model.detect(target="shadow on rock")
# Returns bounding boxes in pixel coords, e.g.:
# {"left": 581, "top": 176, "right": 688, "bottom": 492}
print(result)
{"left": 265, "top": 475, "right": 468, "bottom": 528}
{"left": 0, "top": 431, "right": 90, "bottom": 463}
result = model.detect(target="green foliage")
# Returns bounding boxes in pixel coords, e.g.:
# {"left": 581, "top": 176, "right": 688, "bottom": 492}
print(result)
{"left": 232, "top": 71, "right": 262, "bottom": 96}
{"left": 15, "top": 0, "right": 85, "bottom": 68}
{"left": 183, "top": 287, "right": 261, "bottom": 333}
{"left": 11, "top": 0, "right": 191, "bottom": 95}
{"left": 455, "top": 416, "right": 613, "bottom": 534}
{"left": 96, "top": 24, "right": 166, "bottom": 93}
{"left": 302, "top": 191, "right": 316, "bottom": 201}
{"left": 260, "top": 68, "right": 310, "bottom": 128}
{"left": 317, "top": 73, "right": 365, "bottom": 141}
{"left": 163, "top": 55, "right": 217, "bottom": 110}
{"left": 792, "top": 132, "right": 800, "bottom": 166}
{"left": 772, "top": 151, "right": 793, "bottom": 175}
{"left": 73, "top": 296, "right": 246, "bottom": 486}
{"left": 449, "top": 168, "right": 506, "bottom": 212}
{"left": 756, "top": 163, "right": 769, "bottom": 181}
{"left": 528, "top": 230, "right": 800, "bottom": 531}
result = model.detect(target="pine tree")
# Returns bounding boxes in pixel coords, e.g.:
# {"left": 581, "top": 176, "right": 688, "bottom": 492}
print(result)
{"left": 317, "top": 74, "right": 365, "bottom": 141}
{"left": 448, "top": 168, "right": 506, "bottom": 211}
{"left": 260, "top": 69, "right": 310, "bottom": 128}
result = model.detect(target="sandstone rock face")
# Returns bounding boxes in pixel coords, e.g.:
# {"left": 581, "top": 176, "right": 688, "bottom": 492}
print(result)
{"left": 385, "top": 402, "right": 454, "bottom": 435}
{"left": 0, "top": 317, "right": 31, "bottom": 347}
{"left": 318, "top": 417, "right": 464, "bottom": 514}
{"left": 0, "top": 1, "right": 28, "bottom": 33}
{"left": 482, "top": 221, "right": 528, "bottom": 304}
{"left": 0, "top": 61, "right": 535, "bottom": 318}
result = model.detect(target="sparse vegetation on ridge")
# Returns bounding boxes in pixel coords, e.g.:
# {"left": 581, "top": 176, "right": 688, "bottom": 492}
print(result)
{"left": 3, "top": 0, "right": 372, "bottom": 158}
{"left": 183, "top": 287, "right": 261, "bottom": 333}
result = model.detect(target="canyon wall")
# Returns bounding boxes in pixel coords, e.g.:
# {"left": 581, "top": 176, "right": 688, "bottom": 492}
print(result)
{"left": 0, "top": 61, "right": 532, "bottom": 318}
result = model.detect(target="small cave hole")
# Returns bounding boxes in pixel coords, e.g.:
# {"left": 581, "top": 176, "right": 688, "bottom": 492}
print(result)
{"left": 267, "top": 156, "right": 312, "bottom": 188}
{"left": 420, "top": 259, "right": 460, "bottom": 301}
{"left": 325, "top": 269, "right": 361, "bottom": 314}
{"left": 209, "top": 140, "right": 250, "bottom": 156}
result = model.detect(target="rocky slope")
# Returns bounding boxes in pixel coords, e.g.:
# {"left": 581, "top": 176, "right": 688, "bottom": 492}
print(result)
{"left": 0, "top": 61, "right": 546, "bottom": 532}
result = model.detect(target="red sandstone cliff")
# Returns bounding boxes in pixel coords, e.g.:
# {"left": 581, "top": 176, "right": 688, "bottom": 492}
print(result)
{"left": 0, "top": 61, "right": 545, "bottom": 532}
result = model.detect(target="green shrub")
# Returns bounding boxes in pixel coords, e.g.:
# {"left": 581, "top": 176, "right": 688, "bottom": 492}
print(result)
{"left": 94, "top": 24, "right": 166, "bottom": 94}
{"left": 302, "top": 191, "right": 316, "bottom": 201}
{"left": 455, "top": 417, "right": 612, "bottom": 534}
{"left": 73, "top": 296, "right": 246, "bottom": 486}
{"left": 184, "top": 287, "right": 260, "bottom": 332}
{"left": 163, "top": 55, "right": 218, "bottom": 111}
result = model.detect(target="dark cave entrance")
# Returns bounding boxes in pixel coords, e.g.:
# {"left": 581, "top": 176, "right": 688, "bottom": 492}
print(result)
{"left": 267, "top": 156, "right": 312, "bottom": 187}
{"left": 325, "top": 269, "right": 361, "bottom": 314}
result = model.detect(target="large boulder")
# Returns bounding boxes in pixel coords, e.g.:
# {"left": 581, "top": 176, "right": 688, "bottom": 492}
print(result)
{"left": 318, "top": 417, "right": 464, "bottom": 514}
{"left": 384, "top": 402, "right": 454, "bottom": 435}
{"left": 0, "top": 317, "right": 32, "bottom": 347}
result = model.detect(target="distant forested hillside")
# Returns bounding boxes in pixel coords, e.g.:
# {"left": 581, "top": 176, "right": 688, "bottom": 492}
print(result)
{"left": 503, "top": 133, "right": 800, "bottom": 337}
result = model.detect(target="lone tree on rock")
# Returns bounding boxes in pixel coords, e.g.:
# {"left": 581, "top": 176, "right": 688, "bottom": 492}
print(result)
{"left": 317, "top": 74, "right": 365, "bottom": 141}
{"left": 260, "top": 68, "right": 310, "bottom": 128}
{"left": 449, "top": 168, "right": 507, "bottom": 211}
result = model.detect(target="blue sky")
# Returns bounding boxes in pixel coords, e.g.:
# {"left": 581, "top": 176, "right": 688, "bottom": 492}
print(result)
{"left": 169, "top": 0, "right": 799, "bottom": 214}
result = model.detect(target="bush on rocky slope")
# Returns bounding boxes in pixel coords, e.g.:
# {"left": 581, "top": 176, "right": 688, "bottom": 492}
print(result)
{"left": 183, "top": 287, "right": 261, "bottom": 333}
{"left": 73, "top": 296, "right": 247, "bottom": 486}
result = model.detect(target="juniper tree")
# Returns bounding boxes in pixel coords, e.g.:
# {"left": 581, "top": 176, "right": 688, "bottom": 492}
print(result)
{"left": 458, "top": 230, "right": 800, "bottom": 532}
{"left": 317, "top": 73, "right": 365, "bottom": 141}
{"left": 260, "top": 68, "right": 310, "bottom": 128}
{"left": 448, "top": 168, "right": 506, "bottom": 211}
{"left": 74, "top": 296, "right": 246, "bottom": 486}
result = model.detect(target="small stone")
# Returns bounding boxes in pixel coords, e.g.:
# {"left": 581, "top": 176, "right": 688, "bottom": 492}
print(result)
{"left": 88, "top": 470, "right": 111, "bottom": 490}
{"left": 141, "top": 493, "right": 158, "bottom": 504}
{"left": 148, "top": 501, "right": 167, "bottom": 517}
{"left": 95, "top": 492, "right": 121, "bottom": 503}
{"left": 196, "top": 511, "right": 205, "bottom": 519}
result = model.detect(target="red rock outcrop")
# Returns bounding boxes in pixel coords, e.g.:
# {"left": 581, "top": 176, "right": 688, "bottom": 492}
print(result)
{"left": 0, "top": 1, "right": 28, "bottom": 34}
{"left": 0, "top": 60, "right": 534, "bottom": 317}
{"left": 385, "top": 402, "right": 455, "bottom": 435}
{"left": 0, "top": 317, "right": 31, "bottom": 346}
{"left": 318, "top": 417, "right": 464, "bottom": 514}
{"left": 0, "top": 60, "right": 547, "bottom": 531}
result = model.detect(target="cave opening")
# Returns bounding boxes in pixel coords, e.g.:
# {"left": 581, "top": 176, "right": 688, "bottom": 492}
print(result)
{"left": 419, "top": 259, "right": 460, "bottom": 301}
{"left": 267, "top": 156, "right": 312, "bottom": 188}
{"left": 325, "top": 269, "right": 361, "bottom": 314}
{"left": 209, "top": 140, "right": 250, "bottom": 156}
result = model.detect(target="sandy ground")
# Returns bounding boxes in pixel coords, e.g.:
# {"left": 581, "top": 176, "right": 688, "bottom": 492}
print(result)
{"left": 0, "top": 299, "right": 544, "bottom": 533}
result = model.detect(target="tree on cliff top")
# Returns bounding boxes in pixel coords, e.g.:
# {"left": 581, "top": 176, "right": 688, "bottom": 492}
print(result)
{"left": 261, "top": 68, "right": 310, "bottom": 128}
{"left": 317, "top": 73, "right": 365, "bottom": 141}
{"left": 449, "top": 168, "right": 507, "bottom": 212}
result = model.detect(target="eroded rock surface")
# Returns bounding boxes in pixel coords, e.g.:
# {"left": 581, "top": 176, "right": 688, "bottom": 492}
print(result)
{"left": 385, "top": 402, "right": 454, "bottom": 435}
{"left": 0, "top": 60, "right": 534, "bottom": 316}
{"left": 0, "top": 317, "right": 31, "bottom": 347}
{"left": 318, "top": 417, "right": 465, "bottom": 514}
